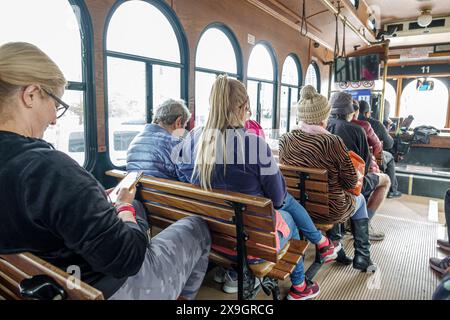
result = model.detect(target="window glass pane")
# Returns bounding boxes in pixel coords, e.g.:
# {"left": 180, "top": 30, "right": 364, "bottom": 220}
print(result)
{"left": 279, "top": 86, "right": 289, "bottom": 135}
{"left": 195, "top": 72, "right": 217, "bottom": 127}
{"left": 248, "top": 44, "right": 274, "bottom": 81}
{"left": 247, "top": 80, "right": 259, "bottom": 121}
{"left": 0, "top": 0, "right": 83, "bottom": 82}
{"left": 196, "top": 28, "right": 237, "bottom": 74}
{"left": 153, "top": 65, "right": 181, "bottom": 109}
{"left": 305, "top": 63, "right": 319, "bottom": 90}
{"left": 107, "top": 57, "right": 146, "bottom": 166}
{"left": 279, "top": 87, "right": 299, "bottom": 135}
{"left": 260, "top": 82, "right": 274, "bottom": 136}
{"left": 282, "top": 56, "right": 299, "bottom": 86}
{"left": 400, "top": 78, "right": 448, "bottom": 128}
{"left": 375, "top": 80, "right": 397, "bottom": 118}
{"left": 107, "top": 0, "right": 180, "bottom": 63}
{"left": 43, "top": 90, "right": 85, "bottom": 165}
{"left": 290, "top": 88, "right": 299, "bottom": 130}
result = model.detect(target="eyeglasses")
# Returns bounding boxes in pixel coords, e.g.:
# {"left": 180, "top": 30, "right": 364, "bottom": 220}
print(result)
{"left": 42, "top": 88, "right": 70, "bottom": 119}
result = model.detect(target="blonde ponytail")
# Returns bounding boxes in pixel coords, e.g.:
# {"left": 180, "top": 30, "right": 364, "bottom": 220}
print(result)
{"left": 193, "top": 75, "right": 248, "bottom": 190}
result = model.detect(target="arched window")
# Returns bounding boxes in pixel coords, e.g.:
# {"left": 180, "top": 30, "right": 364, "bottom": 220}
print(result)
{"left": 400, "top": 78, "right": 448, "bottom": 128}
{"left": 105, "top": 0, "right": 187, "bottom": 167}
{"left": 247, "top": 43, "right": 277, "bottom": 138}
{"left": 375, "top": 80, "right": 397, "bottom": 118}
{"left": 305, "top": 61, "right": 321, "bottom": 93}
{"left": 195, "top": 24, "right": 241, "bottom": 126}
{"left": 280, "top": 55, "right": 302, "bottom": 134}
{"left": 0, "top": 0, "right": 94, "bottom": 167}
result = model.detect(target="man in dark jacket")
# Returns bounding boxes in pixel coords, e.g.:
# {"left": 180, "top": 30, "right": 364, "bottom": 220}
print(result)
{"left": 359, "top": 100, "right": 401, "bottom": 198}
{"left": 327, "top": 92, "right": 391, "bottom": 242}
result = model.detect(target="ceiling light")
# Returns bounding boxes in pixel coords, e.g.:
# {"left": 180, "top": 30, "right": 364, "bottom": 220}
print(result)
{"left": 418, "top": 10, "right": 433, "bottom": 27}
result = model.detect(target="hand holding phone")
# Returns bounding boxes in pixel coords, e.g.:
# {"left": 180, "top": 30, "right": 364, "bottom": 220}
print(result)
{"left": 109, "top": 171, "right": 143, "bottom": 204}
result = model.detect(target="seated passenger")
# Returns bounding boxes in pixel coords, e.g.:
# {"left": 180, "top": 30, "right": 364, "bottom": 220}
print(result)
{"left": 279, "top": 85, "right": 377, "bottom": 272}
{"left": 432, "top": 271, "right": 450, "bottom": 300}
{"left": 429, "top": 188, "right": 450, "bottom": 276}
{"left": 127, "top": 99, "right": 190, "bottom": 180}
{"left": 351, "top": 100, "right": 382, "bottom": 173}
{"left": 358, "top": 100, "right": 402, "bottom": 198}
{"left": 0, "top": 42, "right": 210, "bottom": 300}
{"left": 327, "top": 92, "right": 391, "bottom": 242}
{"left": 244, "top": 106, "right": 265, "bottom": 139}
{"left": 176, "top": 75, "right": 339, "bottom": 300}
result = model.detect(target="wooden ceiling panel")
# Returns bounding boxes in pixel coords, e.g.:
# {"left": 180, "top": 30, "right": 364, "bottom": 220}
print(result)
{"left": 250, "top": 0, "right": 374, "bottom": 54}
{"left": 365, "top": 0, "right": 450, "bottom": 25}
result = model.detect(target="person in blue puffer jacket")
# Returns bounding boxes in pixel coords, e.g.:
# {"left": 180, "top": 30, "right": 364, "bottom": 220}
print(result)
{"left": 126, "top": 99, "right": 191, "bottom": 180}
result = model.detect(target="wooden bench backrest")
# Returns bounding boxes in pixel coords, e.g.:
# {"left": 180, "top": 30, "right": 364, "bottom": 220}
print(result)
{"left": 0, "top": 253, "right": 103, "bottom": 300}
{"left": 278, "top": 164, "right": 329, "bottom": 219}
{"left": 106, "top": 170, "right": 280, "bottom": 263}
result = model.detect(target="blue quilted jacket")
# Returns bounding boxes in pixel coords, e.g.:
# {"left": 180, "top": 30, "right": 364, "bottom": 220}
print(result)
{"left": 126, "top": 124, "right": 184, "bottom": 180}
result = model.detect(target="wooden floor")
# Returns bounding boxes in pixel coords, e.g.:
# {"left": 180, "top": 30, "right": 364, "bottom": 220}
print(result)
{"left": 197, "top": 195, "right": 448, "bottom": 300}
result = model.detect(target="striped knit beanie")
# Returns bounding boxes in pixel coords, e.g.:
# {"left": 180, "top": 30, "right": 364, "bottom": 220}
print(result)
{"left": 297, "top": 85, "right": 331, "bottom": 125}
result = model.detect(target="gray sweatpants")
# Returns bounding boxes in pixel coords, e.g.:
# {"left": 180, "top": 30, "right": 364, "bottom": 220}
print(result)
{"left": 110, "top": 205, "right": 211, "bottom": 300}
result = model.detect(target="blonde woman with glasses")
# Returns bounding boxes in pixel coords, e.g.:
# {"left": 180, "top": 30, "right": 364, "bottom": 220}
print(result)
{"left": 0, "top": 42, "right": 210, "bottom": 300}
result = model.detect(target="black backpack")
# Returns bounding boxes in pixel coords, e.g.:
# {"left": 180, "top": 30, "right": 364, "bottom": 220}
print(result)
{"left": 412, "top": 126, "right": 440, "bottom": 144}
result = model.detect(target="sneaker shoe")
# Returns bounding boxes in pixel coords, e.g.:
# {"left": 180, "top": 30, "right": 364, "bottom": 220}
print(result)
{"left": 317, "top": 237, "right": 341, "bottom": 264}
{"left": 222, "top": 269, "right": 260, "bottom": 294}
{"left": 333, "top": 241, "right": 353, "bottom": 265}
{"left": 369, "top": 223, "right": 385, "bottom": 241}
{"left": 213, "top": 267, "right": 227, "bottom": 284}
{"left": 437, "top": 239, "right": 450, "bottom": 253}
{"left": 387, "top": 190, "right": 402, "bottom": 198}
{"left": 429, "top": 257, "right": 450, "bottom": 276}
{"left": 286, "top": 281, "right": 320, "bottom": 300}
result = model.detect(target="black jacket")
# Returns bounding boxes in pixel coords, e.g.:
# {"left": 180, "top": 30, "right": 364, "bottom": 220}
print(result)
{"left": 0, "top": 131, "right": 148, "bottom": 298}
{"left": 367, "top": 117, "right": 394, "bottom": 150}
{"left": 327, "top": 117, "right": 371, "bottom": 175}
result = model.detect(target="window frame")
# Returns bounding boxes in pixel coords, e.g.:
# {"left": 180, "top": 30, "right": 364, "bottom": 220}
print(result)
{"left": 399, "top": 77, "right": 449, "bottom": 129}
{"left": 58, "top": 0, "right": 96, "bottom": 170}
{"left": 280, "top": 54, "right": 302, "bottom": 132}
{"left": 194, "top": 22, "right": 243, "bottom": 126}
{"left": 246, "top": 41, "right": 279, "bottom": 130}
{"left": 103, "top": 0, "right": 189, "bottom": 169}
{"left": 305, "top": 60, "right": 321, "bottom": 93}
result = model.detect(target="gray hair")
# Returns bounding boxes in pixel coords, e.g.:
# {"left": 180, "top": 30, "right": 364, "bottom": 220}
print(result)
{"left": 153, "top": 99, "right": 191, "bottom": 126}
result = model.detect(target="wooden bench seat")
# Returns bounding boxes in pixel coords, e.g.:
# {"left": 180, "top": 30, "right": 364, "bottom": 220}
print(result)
{"left": 106, "top": 169, "right": 308, "bottom": 300}
{"left": 278, "top": 164, "right": 335, "bottom": 280}
{"left": 0, "top": 253, "right": 103, "bottom": 300}
{"left": 279, "top": 164, "right": 332, "bottom": 228}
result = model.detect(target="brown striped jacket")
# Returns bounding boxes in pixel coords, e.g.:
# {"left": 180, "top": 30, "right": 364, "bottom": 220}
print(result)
{"left": 279, "top": 129, "right": 358, "bottom": 224}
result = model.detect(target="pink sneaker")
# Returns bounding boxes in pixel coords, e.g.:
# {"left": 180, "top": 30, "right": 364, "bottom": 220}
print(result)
{"left": 286, "top": 281, "right": 320, "bottom": 300}
{"left": 317, "top": 238, "right": 341, "bottom": 264}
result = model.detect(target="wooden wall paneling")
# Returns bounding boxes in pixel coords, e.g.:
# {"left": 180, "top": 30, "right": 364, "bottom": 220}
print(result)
{"left": 85, "top": 0, "right": 116, "bottom": 151}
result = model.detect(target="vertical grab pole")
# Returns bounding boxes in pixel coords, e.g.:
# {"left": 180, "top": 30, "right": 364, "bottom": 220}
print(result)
{"left": 227, "top": 201, "right": 249, "bottom": 300}
{"left": 298, "top": 172, "right": 309, "bottom": 207}
{"left": 379, "top": 41, "right": 390, "bottom": 123}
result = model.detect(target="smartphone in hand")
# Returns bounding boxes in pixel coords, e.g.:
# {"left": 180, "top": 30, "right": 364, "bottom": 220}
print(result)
{"left": 108, "top": 171, "right": 143, "bottom": 203}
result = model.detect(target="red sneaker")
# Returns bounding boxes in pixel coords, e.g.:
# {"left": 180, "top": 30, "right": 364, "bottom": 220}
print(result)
{"left": 286, "top": 281, "right": 320, "bottom": 300}
{"left": 317, "top": 238, "right": 341, "bottom": 264}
